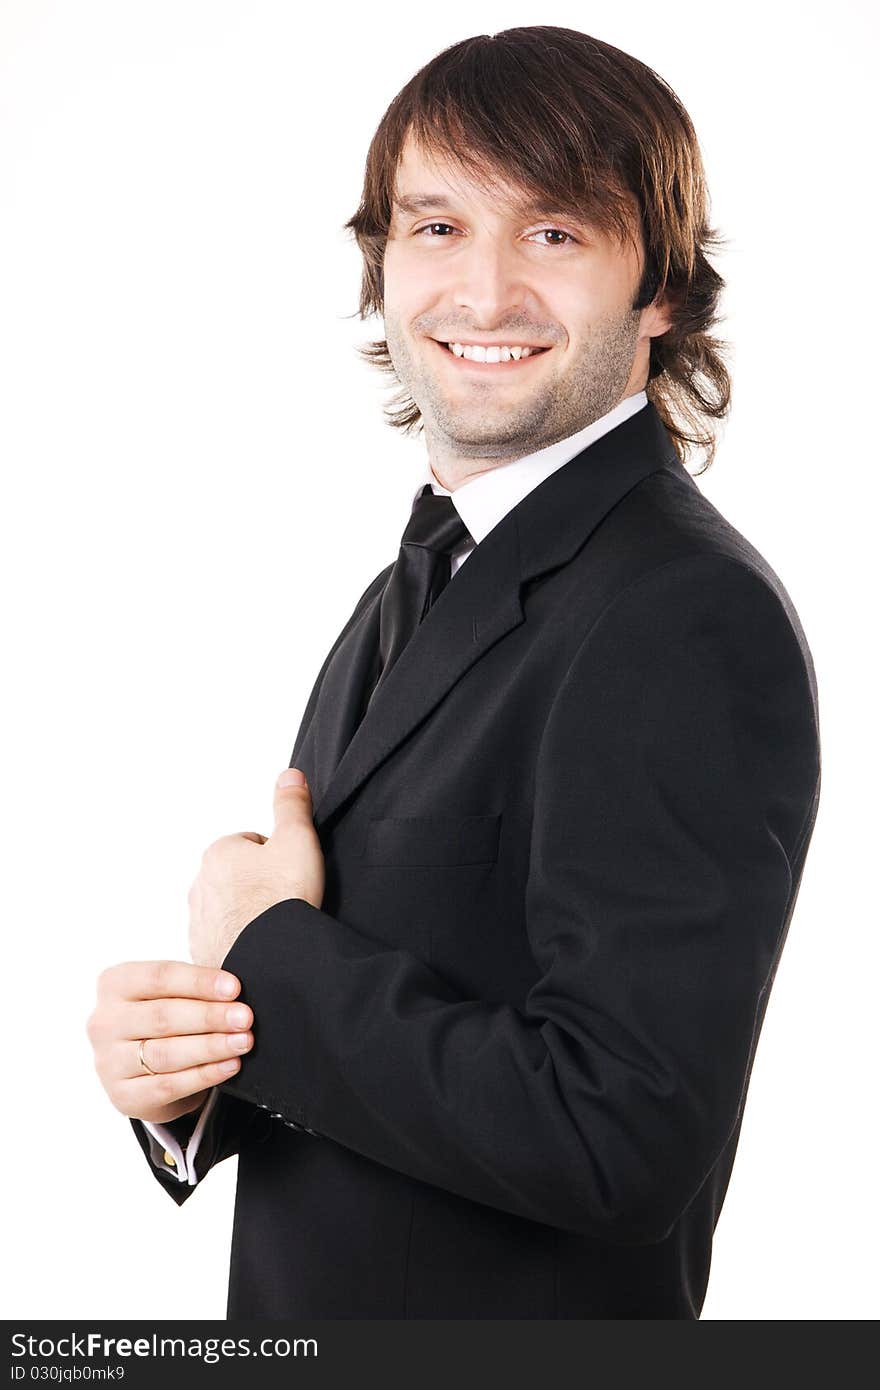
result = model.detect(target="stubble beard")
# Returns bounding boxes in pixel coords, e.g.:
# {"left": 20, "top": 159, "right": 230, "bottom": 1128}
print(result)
{"left": 382, "top": 306, "right": 642, "bottom": 462}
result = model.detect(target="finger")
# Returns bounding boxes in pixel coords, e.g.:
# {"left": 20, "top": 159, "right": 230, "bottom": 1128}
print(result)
{"left": 98, "top": 960, "right": 242, "bottom": 1004}
{"left": 273, "top": 767, "right": 312, "bottom": 834}
{"left": 119, "top": 1030, "right": 253, "bottom": 1081}
{"left": 118, "top": 997, "right": 253, "bottom": 1042}
{"left": 118, "top": 1056, "right": 246, "bottom": 1114}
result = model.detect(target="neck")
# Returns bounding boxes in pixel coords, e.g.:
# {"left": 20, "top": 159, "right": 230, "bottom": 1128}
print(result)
{"left": 424, "top": 383, "right": 648, "bottom": 493}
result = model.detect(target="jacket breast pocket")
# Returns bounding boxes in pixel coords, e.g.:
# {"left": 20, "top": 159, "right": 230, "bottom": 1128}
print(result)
{"left": 362, "top": 814, "right": 502, "bottom": 867}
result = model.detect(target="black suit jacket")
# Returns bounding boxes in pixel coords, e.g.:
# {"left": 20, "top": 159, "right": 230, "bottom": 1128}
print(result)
{"left": 132, "top": 402, "right": 821, "bottom": 1318}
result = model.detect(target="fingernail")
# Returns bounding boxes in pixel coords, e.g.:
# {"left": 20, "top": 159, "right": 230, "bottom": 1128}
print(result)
{"left": 277, "top": 768, "right": 306, "bottom": 788}
{"left": 219, "top": 1058, "right": 240, "bottom": 1074}
{"left": 216, "top": 974, "right": 238, "bottom": 997}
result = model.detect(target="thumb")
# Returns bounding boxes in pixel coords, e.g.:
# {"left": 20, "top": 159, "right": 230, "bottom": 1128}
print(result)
{"left": 273, "top": 767, "right": 312, "bottom": 831}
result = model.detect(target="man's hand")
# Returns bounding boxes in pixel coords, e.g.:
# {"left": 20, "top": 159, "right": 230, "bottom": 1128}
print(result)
{"left": 188, "top": 768, "right": 325, "bottom": 971}
{"left": 86, "top": 961, "right": 254, "bottom": 1125}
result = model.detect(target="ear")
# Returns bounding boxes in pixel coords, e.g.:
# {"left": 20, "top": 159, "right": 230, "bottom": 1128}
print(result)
{"left": 641, "top": 289, "right": 677, "bottom": 340}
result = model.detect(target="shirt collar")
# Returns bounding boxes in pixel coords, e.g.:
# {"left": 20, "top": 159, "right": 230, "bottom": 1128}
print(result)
{"left": 413, "top": 391, "right": 649, "bottom": 544}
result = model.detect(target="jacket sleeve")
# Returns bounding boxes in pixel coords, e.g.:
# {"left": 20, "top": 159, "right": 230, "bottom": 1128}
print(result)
{"left": 217, "top": 553, "right": 822, "bottom": 1244}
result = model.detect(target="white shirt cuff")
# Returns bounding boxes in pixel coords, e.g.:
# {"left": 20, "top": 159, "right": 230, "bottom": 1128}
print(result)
{"left": 142, "top": 1087, "right": 220, "bottom": 1185}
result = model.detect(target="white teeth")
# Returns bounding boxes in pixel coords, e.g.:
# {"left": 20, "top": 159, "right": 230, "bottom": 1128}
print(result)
{"left": 447, "top": 342, "right": 540, "bottom": 362}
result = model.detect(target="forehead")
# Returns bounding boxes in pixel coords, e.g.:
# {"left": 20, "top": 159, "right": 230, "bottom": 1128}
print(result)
{"left": 391, "top": 134, "right": 554, "bottom": 220}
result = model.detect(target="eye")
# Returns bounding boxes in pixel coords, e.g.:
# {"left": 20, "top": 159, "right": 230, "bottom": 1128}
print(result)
{"left": 412, "top": 223, "right": 578, "bottom": 247}
{"left": 530, "top": 228, "right": 578, "bottom": 247}
{"left": 413, "top": 222, "right": 459, "bottom": 238}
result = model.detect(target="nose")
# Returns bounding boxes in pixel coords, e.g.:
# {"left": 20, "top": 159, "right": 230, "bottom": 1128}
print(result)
{"left": 449, "top": 236, "right": 530, "bottom": 326}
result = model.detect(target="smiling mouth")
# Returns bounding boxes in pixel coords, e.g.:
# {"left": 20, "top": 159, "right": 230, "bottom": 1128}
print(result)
{"left": 432, "top": 340, "right": 552, "bottom": 369}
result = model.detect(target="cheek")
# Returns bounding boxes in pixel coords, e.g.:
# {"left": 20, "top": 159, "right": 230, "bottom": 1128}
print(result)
{"left": 532, "top": 280, "right": 599, "bottom": 350}
{"left": 383, "top": 248, "right": 435, "bottom": 305}
{"left": 556, "top": 251, "right": 632, "bottom": 315}
{"left": 595, "top": 254, "right": 641, "bottom": 314}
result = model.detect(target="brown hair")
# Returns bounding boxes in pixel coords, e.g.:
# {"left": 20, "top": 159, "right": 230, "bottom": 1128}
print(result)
{"left": 343, "top": 26, "right": 731, "bottom": 474}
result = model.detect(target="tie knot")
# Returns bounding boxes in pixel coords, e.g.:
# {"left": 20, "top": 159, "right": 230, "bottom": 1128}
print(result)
{"left": 402, "top": 485, "right": 472, "bottom": 556}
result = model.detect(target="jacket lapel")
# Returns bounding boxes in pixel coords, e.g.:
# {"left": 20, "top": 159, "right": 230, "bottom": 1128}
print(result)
{"left": 311, "top": 402, "right": 684, "bottom": 830}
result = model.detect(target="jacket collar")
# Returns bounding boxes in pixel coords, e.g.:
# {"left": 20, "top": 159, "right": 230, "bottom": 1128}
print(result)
{"left": 310, "top": 400, "right": 686, "bottom": 829}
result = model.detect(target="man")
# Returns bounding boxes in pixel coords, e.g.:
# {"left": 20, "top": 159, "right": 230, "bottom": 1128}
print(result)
{"left": 87, "top": 27, "right": 821, "bottom": 1318}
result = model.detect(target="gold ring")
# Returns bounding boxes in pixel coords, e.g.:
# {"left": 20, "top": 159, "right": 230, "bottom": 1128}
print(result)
{"left": 138, "top": 1038, "right": 158, "bottom": 1075}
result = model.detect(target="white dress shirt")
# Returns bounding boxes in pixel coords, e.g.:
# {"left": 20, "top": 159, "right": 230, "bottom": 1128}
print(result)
{"left": 143, "top": 388, "right": 649, "bottom": 1184}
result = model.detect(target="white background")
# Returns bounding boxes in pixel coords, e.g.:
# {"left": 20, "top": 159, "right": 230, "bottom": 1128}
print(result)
{"left": 1, "top": 0, "right": 876, "bottom": 1321}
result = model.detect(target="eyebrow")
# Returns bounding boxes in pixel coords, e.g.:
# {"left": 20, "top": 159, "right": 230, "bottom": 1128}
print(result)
{"left": 392, "top": 192, "right": 579, "bottom": 221}
{"left": 392, "top": 194, "right": 460, "bottom": 215}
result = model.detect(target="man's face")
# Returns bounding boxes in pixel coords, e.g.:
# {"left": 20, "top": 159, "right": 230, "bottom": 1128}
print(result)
{"left": 382, "top": 134, "right": 669, "bottom": 483}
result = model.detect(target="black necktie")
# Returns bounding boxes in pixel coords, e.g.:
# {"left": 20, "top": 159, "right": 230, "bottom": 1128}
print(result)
{"left": 369, "top": 483, "right": 472, "bottom": 702}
